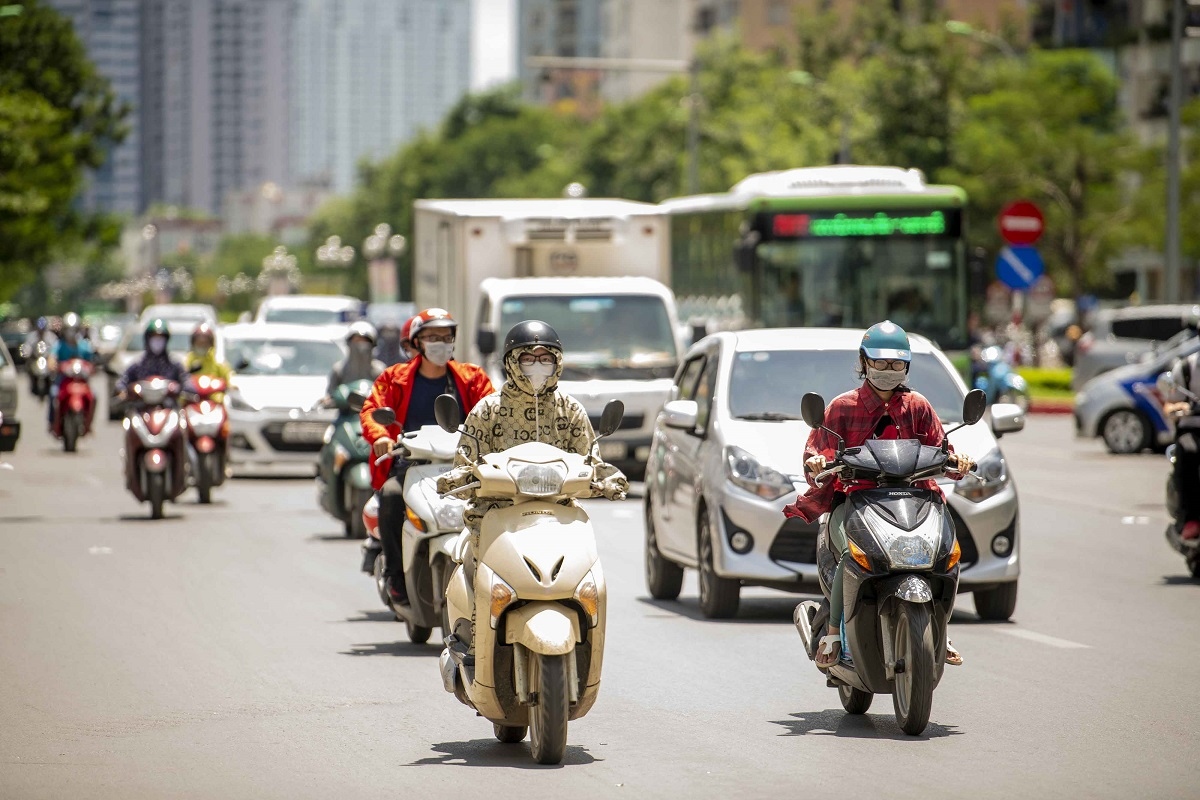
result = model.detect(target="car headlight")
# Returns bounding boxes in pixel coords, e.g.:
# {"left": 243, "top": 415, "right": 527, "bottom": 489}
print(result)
{"left": 725, "top": 445, "right": 794, "bottom": 500}
{"left": 954, "top": 448, "right": 1009, "bottom": 502}
{"left": 509, "top": 460, "right": 568, "bottom": 496}
{"left": 229, "top": 392, "right": 259, "bottom": 412}
{"left": 431, "top": 497, "right": 465, "bottom": 531}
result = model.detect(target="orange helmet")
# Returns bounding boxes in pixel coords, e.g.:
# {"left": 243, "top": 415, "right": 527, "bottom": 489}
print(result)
{"left": 408, "top": 308, "right": 456, "bottom": 342}
{"left": 400, "top": 315, "right": 417, "bottom": 345}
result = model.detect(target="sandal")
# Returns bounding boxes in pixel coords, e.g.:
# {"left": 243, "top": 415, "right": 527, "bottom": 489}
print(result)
{"left": 815, "top": 633, "right": 842, "bottom": 670}
{"left": 946, "top": 639, "right": 963, "bottom": 667}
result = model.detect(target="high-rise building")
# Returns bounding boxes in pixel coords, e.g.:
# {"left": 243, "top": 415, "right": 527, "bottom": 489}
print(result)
{"left": 140, "top": 0, "right": 292, "bottom": 216}
{"left": 289, "top": 0, "right": 473, "bottom": 193}
{"left": 517, "top": 0, "right": 604, "bottom": 106}
{"left": 47, "top": 0, "right": 143, "bottom": 214}
{"left": 600, "top": 0, "right": 693, "bottom": 102}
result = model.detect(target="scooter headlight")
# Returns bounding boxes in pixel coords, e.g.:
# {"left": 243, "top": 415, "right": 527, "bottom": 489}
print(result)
{"left": 508, "top": 460, "right": 568, "bottom": 497}
{"left": 431, "top": 497, "right": 465, "bottom": 532}
{"left": 886, "top": 535, "right": 936, "bottom": 569}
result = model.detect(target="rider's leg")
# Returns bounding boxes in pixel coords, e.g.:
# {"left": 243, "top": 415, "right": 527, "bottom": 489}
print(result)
{"left": 816, "top": 503, "right": 849, "bottom": 669}
{"left": 378, "top": 471, "right": 408, "bottom": 603}
{"left": 1178, "top": 445, "right": 1200, "bottom": 539}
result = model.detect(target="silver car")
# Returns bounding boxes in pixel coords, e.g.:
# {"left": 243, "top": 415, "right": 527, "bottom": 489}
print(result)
{"left": 1072, "top": 304, "right": 1199, "bottom": 389}
{"left": 643, "top": 328, "right": 1026, "bottom": 621}
{"left": 0, "top": 337, "right": 19, "bottom": 452}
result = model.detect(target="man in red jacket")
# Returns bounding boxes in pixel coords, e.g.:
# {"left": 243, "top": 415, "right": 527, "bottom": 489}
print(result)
{"left": 360, "top": 308, "right": 493, "bottom": 606}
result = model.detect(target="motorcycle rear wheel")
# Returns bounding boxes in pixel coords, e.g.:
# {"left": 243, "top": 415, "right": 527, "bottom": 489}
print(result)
{"left": 529, "top": 653, "right": 569, "bottom": 765}
{"left": 891, "top": 602, "right": 935, "bottom": 736}
{"left": 347, "top": 486, "right": 371, "bottom": 539}
{"left": 838, "top": 684, "right": 873, "bottom": 715}
{"left": 493, "top": 723, "right": 527, "bottom": 743}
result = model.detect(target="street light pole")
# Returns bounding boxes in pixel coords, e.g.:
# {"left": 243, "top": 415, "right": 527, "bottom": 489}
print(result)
{"left": 1166, "top": 0, "right": 1185, "bottom": 304}
{"left": 687, "top": 57, "right": 700, "bottom": 195}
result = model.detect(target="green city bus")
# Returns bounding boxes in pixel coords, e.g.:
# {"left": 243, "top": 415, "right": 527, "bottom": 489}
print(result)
{"left": 660, "top": 166, "right": 970, "bottom": 350}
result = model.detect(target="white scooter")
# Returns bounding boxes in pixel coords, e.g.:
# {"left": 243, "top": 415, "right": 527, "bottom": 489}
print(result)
{"left": 367, "top": 407, "right": 466, "bottom": 644}
{"left": 433, "top": 394, "right": 624, "bottom": 765}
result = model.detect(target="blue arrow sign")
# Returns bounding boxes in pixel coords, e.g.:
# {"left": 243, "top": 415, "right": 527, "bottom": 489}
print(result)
{"left": 995, "top": 245, "right": 1044, "bottom": 290}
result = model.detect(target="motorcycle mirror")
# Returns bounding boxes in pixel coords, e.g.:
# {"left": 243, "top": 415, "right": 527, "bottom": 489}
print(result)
{"left": 1157, "top": 370, "right": 1177, "bottom": 397}
{"left": 597, "top": 399, "right": 624, "bottom": 438}
{"left": 347, "top": 391, "right": 367, "bottom": 413}
{"left": 371, "top": 407, "right": 396, "bottom": 426}
{"left": 962, "top": 389, "right": 987, "bottom": 426}
{"left": 434, "top": 393, "right": 462, "bottom": 434}
{"left": 800, "top": 392, "right": 826, "bottom": 429}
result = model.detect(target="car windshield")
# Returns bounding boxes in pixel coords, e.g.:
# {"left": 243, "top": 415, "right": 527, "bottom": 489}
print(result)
{"left": 263, "top": 307, "right": 354, "bottom": 325}
{"left": 124, "top": 331, "right": 194, "bottom": 353}
{"left": 498, "top": 294, "right": 678, "bottom": 379}
{"left": 226, "top": 338, "right": 342, "bottom": 376}
{"left": 728, "top": 349, "right": 966, "bottom": 424}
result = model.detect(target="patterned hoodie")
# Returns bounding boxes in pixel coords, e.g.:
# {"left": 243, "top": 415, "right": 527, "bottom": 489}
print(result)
{"left": 437, "top": 344, "right": 628, "bottom": 537}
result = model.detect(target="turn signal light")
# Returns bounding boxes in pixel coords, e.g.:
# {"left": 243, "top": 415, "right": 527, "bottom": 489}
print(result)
{"left": 947, "top": 539, "right": 962, "bottom": 570}
{"left": 848, "top": 540, "right": 871, "bottom": 571}
{"left": 405, "top": 506, "right": 426, "bottom": 532}
{"left": 489, "top": 577, "right": 515, "bottom": 628}
{"left": 574, "top": 573, "right": 600, "bottom": 626}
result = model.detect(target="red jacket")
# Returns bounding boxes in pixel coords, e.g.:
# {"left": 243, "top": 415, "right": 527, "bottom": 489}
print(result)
{"left": 360, "top": 357, "right": 494, "bottom": 490}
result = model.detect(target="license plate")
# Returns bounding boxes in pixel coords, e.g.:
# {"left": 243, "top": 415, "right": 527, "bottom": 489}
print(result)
{"left": 281, "top": 422, "right": 328, "bottom": 443}
{"left": 599, "top": 441, "right": 627, "bottom": 461}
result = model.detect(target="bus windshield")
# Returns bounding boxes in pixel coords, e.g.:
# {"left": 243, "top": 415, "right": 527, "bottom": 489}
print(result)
{"left": 498, "top": 294, "right": 678, "bottom": 380}
{"left": 754, "top": 234, "right": 967, "bottom": 349}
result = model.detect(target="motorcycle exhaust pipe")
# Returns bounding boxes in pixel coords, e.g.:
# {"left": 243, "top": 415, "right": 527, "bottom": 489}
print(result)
{"left": 794, "top": 601, "right": 819, "bottom": 661}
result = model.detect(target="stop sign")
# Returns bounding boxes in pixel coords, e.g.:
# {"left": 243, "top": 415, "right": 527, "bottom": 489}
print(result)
{"left": 998, "top": 200, "right": 1044, "bottom": 246}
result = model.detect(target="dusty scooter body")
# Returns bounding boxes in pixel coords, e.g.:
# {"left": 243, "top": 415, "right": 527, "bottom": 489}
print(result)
{"left": 369, "top": 403, "right": 465, "bottom": 643}
{"left": 793, "top": 388, "right": 988, "bottom": 736}
{"left": 434, "top": 393, "right": 624, "bottom": 765}
{"left": 1158, "top": 371, "right": 1200, "bottom": 579}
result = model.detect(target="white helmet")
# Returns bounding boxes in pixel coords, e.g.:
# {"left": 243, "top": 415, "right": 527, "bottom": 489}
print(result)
{"left": 346, "top": 320, "right": 378, "bottom": 346}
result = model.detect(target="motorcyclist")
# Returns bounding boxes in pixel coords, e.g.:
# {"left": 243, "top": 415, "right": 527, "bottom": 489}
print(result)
{"left": 399, "top": 315, "right": 418, "bottom": 362}
{"left": 374, "top": 319, "right": 407, "bottom": 367}
{"left": 437, "top": 320, "right": 629, "bottom": 653}
{"left": 360, "top": 308, "right": 494, "bottom": 607}
{"left": 783, "top": 321, "right": 974, "bottom": 670}
{"left": 184, "top": 322, "right": 233, "bottom": 403}
{"left": 115, "top": 318, "right": 193, "bottom": 400}
{"left": 49, "top": 312, "right": 95, "bottom": 426}
{"left": 1162, "top": 320, "right": 1200, "bottom": 541}
{"left": 24, "top": 316, "right": 58, "bottom": 355}
{"left": 326, "top": 321, "right": 386, "bottom": 400}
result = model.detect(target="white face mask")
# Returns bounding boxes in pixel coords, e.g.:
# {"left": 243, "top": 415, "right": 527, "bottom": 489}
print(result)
{"left": 866, "top": 366, "right": 906, "bottom": 392}
{"left": 521, "top": 363, "right": 556, "bottom": 392}
{"left": 422, "top": 342, "right": 454, "bottom": 367}
{"left": 148, "top": 337, "right": 167, "bottom": 356}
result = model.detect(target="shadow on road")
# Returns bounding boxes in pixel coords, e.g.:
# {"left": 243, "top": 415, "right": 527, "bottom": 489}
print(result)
{"left": 948, "top": 608, "right": 1014, "bottom": 625}
{"left": 771, "top": 709, "right": 962, "bottom": 740}
{"left": 1160, "top": 575, "right": 1200, "bottom": 586}
{"left": 115, "top": 513, "right": 185, "bottom": 522}
{"left": 340, "top": 641, "right": 441, "bottom": 657}
{"left": 405, "top": 739, "right": 601, "bottom": 769}
{"left": 308, "top": 533, "right": 356, "bottom": 542}
{"left": 637, "top": 595, "right": 811, "bottom": 624}
{"left": 344, "top": 610, "right": 396, "bottom": 623}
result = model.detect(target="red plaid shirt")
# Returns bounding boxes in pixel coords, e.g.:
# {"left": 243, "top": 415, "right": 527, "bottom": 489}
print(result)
{"left": 783, "top": 383, "right": 956, "bottom": 523}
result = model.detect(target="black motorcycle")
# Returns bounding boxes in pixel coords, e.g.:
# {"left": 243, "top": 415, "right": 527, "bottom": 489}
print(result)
{"left": 794, "top": 388, "right": 987, "bottom": 736}
{"left": 1159, "top": 371, "right": 1200, "bottom": 579}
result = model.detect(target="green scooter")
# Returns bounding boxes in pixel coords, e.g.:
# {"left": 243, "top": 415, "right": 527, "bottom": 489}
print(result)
{"left": 316, "top": 380, "right": 374, "bottom": 538}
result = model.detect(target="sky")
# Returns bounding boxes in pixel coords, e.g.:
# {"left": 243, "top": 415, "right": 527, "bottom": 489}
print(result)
{"left": 471, "top": 0, "right": 517, "bottom": 90}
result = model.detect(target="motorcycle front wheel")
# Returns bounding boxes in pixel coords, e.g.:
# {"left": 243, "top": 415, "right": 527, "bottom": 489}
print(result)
{"left": 196, "top": 452, "right": 213, "bottom": 504}
{"left": 62, "top": 413, "right": 79, "bottom": 453}
{"left": 529, "top": 653, "right": 569, "bottom": 765}
{"left": 148, "top": 472, "right": 166, "bottom": 520}
{"left": 891, "top": 602, "right": 935, "bottom": 736}
{"left": 405, "top": 619, "right": 432, "bottom": 645}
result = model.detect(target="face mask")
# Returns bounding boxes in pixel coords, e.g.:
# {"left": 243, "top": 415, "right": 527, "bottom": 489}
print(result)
{"left": 866, "top": 366, "right": 905, "bottom": 392}
{"left": 148, "top": 337, "right": 167, "bottom": 356}
{"left": 350, "top": 341, "right": 373, "bottom": 357}
{"left": 521, "top": 363, "right": 556, "bottom": 392}
{"left": 422, "top": 342, "right": 454, "bottom": 367}
{"left": 191, "top": 346, "right": 209, "bottom": 358}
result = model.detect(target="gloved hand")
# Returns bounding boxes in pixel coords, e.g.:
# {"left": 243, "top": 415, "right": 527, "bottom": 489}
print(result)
{"left": 1164, "top": 401, "right": 1191, "bottom": 417}
{"left": 946, "top": 453, "right": 974, "bottom": 476}
{"left": 372, "top": 437, "right": 394, "bottom": 459}
{"left": 805, "top": 454, "right": 827, "bottom": 477}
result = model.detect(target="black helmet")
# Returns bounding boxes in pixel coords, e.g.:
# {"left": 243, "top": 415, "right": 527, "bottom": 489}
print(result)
{"left": 144, "top": 317, "right": 170, "bottom": 346}
{"left": 503, "top": 320, "right": 562, "bottom": 355}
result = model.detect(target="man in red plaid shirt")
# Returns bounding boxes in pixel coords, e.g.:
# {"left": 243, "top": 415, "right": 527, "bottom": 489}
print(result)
{"left": 784, "top": 321, "right": 974, "bottom": 669}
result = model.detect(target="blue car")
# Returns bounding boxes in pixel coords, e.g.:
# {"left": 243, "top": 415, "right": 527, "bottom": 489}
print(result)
{"left": 1074, "top": 333, "right": 1200, "bottom": 454}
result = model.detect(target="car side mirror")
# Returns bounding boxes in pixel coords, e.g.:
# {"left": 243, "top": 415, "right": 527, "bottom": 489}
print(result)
{"left": 476, "top": 328, "right": 496, "bottom": 356}
{"left": 800, "top": 392, "right": 826, "bottom": 429}
{"left": 962, "top": 388, "right": 987, "bottom": 426}
{"left": 348, "top": 391, "right": 367, "bottom": 414}
{"left": 660, "top": 400, "right": 698, "bottom": 430}
{"left": 371, "top": 407, "right": 396, "bottom": 426}
{"left": 1157, "top": 370, "right": 1177, "bottom": 396}
{"left": 597, "top": 399, "right": 624, "bottom": 437}
{"left": 990, "top": 403, "right": 1025, "bottom": 437}
{"left": 434, "top": 393, "right": 462, "bottom": 433}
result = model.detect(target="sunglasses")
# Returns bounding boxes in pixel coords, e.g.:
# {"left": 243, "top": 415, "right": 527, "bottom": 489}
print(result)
{"left": 518, "top": 353, "right": 557, "bottom": 366}
{"left": 866, "top": 358, "right": 908, "bottom": 371}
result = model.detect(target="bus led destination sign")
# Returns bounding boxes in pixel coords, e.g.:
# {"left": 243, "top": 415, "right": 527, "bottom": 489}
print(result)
{"left": 770, "top": 209, "right": 959, "bottom": 239}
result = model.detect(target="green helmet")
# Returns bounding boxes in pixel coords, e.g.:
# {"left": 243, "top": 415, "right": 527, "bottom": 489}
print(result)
{"left": 143, "top": 317, "right": 170, "bottom": 347}
{"left": 860, "top": 320, "right": 911, "bottom": 362}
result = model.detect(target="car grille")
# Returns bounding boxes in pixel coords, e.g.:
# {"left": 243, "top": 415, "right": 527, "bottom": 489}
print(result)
{"left": 261, "top": 422, "right": 324, "bottom": 453}
{"left": 588, "top": 413, "right": 644, "bottom": 432}
{"left": 769, "top": 517, "right": 820, "bottom": 564}
{"left": 947, "top": 506, "right": 980, "bottom": 568}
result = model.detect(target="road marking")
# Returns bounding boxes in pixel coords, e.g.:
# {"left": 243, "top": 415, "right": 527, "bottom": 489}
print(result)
{"left": 996, "top": 628, "right": 1089, "bottom": 649}
{"left": 88, "top": 546, "right": 113, "bottom": 555}
{"left": 1121, "top": 516, "right": 1149, "bottom": 525}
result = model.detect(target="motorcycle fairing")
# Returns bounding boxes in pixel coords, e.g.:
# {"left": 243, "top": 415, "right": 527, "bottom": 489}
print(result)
{"left": 847, "top": 487, "right": 939, "bottom": 533}
{"left": 842, "top": 440, "right": 946, "bottom": 479}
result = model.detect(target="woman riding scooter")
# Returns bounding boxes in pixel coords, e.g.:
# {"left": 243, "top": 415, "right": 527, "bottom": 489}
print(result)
{"left": 184, "top": 322, "right": 232, "bottom": 399}
{"left": 784, "top": 321, "right": 975, "bottom": 669}
{"left": 1162, "top": 315, "right": 1200, "bottom": 543}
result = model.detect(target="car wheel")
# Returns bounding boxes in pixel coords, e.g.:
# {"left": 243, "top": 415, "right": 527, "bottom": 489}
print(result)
{"left": 697, "top": 510, "right": 739, "bottom": 619}
{"left": 973, "top": 581, "right": 1018, "bottom": 621}
{"left": 645, "top": 500, "right": 683, "bottom": 601}
{"left": 1101, "top": 409, "right": 1150, "bottom": 454}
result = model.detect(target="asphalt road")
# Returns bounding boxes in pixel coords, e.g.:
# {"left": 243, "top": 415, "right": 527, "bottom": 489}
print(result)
{"left": 1, "top": 384, "right": 1196, "bottom": 799}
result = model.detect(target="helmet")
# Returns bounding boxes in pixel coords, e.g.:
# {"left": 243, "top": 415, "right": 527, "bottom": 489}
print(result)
{"left": 503, "top": 320, "right": 562, "bottom": 355}
{"left": 144, "top": 318, "right": 170, "bottom": 347}
{"left": 191, "top": 321, "right": 216, "bottom": 348}
{"left": 400, "top": 315, "right": 417, "bottom": 345}
{"left": 36, "top": 316, "right": 48, "bottom": 332}
{"left": 409, "top": 308, "right": 457, "bottom": 343}
{"left": 859, "top": 320, "right": 911, "bottom": 362}
{"left": 345, "top": 320, "right": 378, "bottom": 346}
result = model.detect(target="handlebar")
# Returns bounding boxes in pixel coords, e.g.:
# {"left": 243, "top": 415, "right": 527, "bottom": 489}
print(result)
{"left": 443, "top": 480, "right": 480, "bottom": 499}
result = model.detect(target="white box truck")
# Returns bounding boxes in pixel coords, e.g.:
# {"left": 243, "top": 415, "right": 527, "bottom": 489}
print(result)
{"left": 413, "top": 198, "right": 680, "bottom": 477}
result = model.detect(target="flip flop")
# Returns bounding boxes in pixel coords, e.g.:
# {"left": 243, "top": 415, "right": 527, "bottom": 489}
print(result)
{"left": 946, "top": 639, "right": 963, "bottom": 667}
{"left": 816, "top": 634, "right": 842, "bottom": 671}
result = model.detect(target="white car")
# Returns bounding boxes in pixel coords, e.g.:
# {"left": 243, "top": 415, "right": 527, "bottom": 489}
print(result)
{"left": 643, "top": 328, "right": 1026, "bottom": 620}
{"left": 223, "top": 323, "right": 345, "bottom": 475}
{"left": 138, "top": 303, "right": 218, "bottom": 326}
{"left": 253, "top": 295, "right": 364, "bottom": 327}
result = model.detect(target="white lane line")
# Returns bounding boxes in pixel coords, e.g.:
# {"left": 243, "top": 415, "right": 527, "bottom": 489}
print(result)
{"left": 996, "top": 628, "right": 1089, "bottom": 649}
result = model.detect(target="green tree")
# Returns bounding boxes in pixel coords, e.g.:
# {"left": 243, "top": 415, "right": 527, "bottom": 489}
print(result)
{"left": 0, "top": 0, "right": 129, "bottom": 302}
